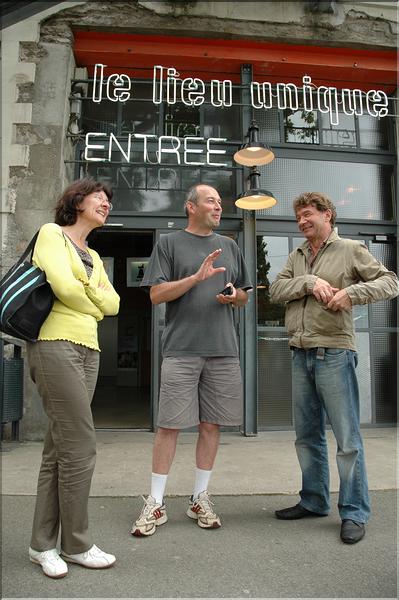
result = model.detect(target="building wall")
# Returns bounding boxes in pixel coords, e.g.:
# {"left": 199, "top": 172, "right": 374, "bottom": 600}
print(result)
{"left": 3, "top": 0, "right": 397, "bottom": 261}
{"left": 1, "top": 2, "right": 85, "bottom": 438}
{"left": 1, "top": 0, "right": 397, "bottom": 439}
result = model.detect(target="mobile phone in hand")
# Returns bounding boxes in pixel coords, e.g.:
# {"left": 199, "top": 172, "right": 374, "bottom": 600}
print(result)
{"left": 220, "top": 285, "right": 233, "bottom": 296}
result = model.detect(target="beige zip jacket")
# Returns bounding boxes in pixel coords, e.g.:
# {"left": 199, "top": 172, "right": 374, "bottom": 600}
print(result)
{"left": 270, "top": 230, "right": 398, "bottom": 351}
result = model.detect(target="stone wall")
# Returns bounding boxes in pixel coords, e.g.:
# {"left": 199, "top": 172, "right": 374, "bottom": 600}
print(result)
{"left": 1, "top": 2, "right": 83, "bottom": 439}
{"left": 39, "top": 1, "right": 397, "bottom": 47}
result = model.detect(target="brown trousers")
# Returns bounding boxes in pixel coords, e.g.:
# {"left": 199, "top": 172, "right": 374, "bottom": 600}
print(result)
{"left": 27, "top": 340, "right": 99, "bottom": 554}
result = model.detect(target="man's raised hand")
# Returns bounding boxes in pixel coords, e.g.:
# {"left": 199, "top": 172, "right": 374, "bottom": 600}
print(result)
{"left": 194, "top": 249, "right": 226, "bottom": 282}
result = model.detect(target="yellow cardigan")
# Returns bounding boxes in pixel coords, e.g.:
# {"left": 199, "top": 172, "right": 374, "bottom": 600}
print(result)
{"left": 32, "top": 223, "right": 120, "bottom": 351}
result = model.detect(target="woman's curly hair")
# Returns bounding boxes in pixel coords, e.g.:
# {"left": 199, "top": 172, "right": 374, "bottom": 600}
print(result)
{"left": 54, "top": 177, "right": 113, "bottom": 226}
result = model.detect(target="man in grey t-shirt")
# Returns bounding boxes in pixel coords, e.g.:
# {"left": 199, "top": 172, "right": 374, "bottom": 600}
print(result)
{"left": 131, "top": 183, "right": 252, "bottom": 536}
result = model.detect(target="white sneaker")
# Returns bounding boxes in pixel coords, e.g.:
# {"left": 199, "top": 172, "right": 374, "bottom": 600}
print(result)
{"left": 131, "top": 495, "right": 168, "bottom": 537}
{"left": 187, "top": 490, "right": 221, "bottom": 529}
{"left": 29, "top": 547, "right": 68, "bottom": 578}
{"left": 61, "top": 544, "right": 116, "bottom": 569}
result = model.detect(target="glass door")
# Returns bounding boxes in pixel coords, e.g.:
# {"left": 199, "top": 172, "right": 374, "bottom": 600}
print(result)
{"left": 89, "top": 228, "right": 154, "bottom": 429}
{"left": 256, "top": 229, "right": 397, "bottom": 429}
{"left": 257, "top": 235, "right": 292, "bottom": 428}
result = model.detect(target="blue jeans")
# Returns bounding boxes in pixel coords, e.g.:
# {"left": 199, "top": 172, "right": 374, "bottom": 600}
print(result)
{"left": 292, "top": 347, "right": 371, "bottom": 524}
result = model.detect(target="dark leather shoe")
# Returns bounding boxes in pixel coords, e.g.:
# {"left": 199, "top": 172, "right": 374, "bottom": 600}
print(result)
{"left": 275, "top": 503, "right": 327, "bottom": 520}
{"left": 340, "top": 520, "right": 365, "bottom": 544}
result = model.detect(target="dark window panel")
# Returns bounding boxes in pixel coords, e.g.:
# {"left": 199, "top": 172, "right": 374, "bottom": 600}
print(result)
{"left": 81, "top": 82, "right": 118, "bottom": 135}
{"left": 253, "top": 107, "right": 281, "bottom": 145}
{"left": 358, "top": 113, "right": 390, "bottom": 151}
{"left": 373, "top": 332, "right": 397, "bottom": 423}
{"left": 257, "top": 159, "right": 394, "bottom": 221}
{"left": 369, "top": 241, "right": 397, "bottom": 328}
{"left": 258, "top": 335, "right": 292, "bottom": 427}
{"left": 122, "top": 83, "right": 159, "bottom": 135}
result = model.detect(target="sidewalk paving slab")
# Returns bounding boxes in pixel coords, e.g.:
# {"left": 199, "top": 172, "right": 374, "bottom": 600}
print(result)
{"left": 1, "top": 491, "right": 397, "bottom": 599}
{"left": 1, "top": 428, "right": 397, "bottom": 497}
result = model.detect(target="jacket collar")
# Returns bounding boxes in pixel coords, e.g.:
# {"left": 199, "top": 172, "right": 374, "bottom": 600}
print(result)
{"left": 297, "top": 229, "right": 340, "bottom": 255}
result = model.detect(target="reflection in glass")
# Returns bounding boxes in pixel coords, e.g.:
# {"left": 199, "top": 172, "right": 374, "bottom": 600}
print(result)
{"left": 257, "top": 236, "right": 288, "bottom": 326}
{"left": 321, "top": 112, "right": 356, "bottom": 147}
{"left": 255, "top": 98, "right": 392, "bottom": 152}
{"left": 86, "top": 160, "right": 237, "bottom": 213}
{"left": 122, "top": 83, "right": 159, "bottom": 135}
{"left": 164, "top": 103, "right": 200, "bottom": 137}
{"left": 284, "top": 109, "right": 319, "bottom": 144}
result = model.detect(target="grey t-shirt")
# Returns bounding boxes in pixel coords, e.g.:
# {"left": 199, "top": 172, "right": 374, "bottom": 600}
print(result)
{"left": 141, "top": 230, "right": 252, "bottom": 357}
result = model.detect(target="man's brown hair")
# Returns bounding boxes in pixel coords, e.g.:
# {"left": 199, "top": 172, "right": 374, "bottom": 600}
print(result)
{"left": 293, "top": 192, "right": 337, "bottom": 226}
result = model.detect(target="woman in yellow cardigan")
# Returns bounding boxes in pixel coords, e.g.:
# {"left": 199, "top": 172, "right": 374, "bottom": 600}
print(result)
{"left": 27, "top": 178, "right": 120, "bottom": 578}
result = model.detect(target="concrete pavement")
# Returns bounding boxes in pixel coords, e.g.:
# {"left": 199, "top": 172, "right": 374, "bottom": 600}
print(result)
{"left": 1, "top": 491, "right": 397, "bottom": 599}
{"left": 2, "top": 428, "right": 397, "bottom": 496}
{"left": 1, "top": 428, "right": 398, "bottom": 599}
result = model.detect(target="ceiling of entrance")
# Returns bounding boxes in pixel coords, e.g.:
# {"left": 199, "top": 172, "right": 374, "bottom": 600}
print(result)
{"left": 73, "top": 30, "right": 397, "bottom": 92}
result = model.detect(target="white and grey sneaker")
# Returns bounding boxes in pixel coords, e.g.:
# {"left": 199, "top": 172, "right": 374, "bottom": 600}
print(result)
{"left": 61, "top": 544, "right": 116, "bottom": 569}
{"left": 131, "top": 495, "right": 168, "bottom": 537}
{"left": 29, "top": 547, "right": 68, "bottom": 578}
{"left": 187, "top": 490, "right": 221, "bottom": 529}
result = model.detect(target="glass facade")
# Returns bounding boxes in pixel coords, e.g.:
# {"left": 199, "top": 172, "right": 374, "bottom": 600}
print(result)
{"left": 79, "top": 79, "right": 241, "bottom": 213}
{"left": 75, "top": 64, "right": 397, "bottom": 430}
{"left": 255, "top": 104, "right": 392, "bottom": 151}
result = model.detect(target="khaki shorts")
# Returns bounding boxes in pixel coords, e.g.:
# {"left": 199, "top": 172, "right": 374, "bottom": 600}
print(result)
{"left": 157, "top": 356, "right": 243, "bottom": 429}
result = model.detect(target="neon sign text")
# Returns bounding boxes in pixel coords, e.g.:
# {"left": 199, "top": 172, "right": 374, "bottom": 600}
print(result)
{"left": 250, "top": 76, "right": 388, "bottom": 126}
{"left": 91, "top": 64, "right": 389, "bottom": 127}
{"left": 84, "top": 133, "right": 228, "bottom": 166}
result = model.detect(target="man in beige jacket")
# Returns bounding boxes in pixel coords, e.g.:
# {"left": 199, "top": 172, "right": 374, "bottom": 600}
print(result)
{"left": 270, "top": 192, "right": 398, "bottom": 545}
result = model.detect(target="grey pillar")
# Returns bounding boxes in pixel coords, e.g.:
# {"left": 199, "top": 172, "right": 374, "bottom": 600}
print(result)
{"left": 240, "top": 64, "right": 258, "bottom": 435}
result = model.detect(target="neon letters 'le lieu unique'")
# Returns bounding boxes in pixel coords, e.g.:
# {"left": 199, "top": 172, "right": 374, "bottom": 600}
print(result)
{"left": 85, "top": 64, "right": 390, "bottom": 164}
{"left": 91, "top": 64, "right": 389, "bottom": 127}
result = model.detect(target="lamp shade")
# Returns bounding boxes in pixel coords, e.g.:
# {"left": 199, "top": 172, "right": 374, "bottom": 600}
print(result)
{"left": 235, "top": 189, "right": 277, "bottom": 210}
{"left": 233, "top": 143, "right": 275, "bottom": 166}
{"left": 234, "top": 120, "right": 275, "bottom": 166}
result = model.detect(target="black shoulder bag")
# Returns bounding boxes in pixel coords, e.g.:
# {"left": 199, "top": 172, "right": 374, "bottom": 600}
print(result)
{"left": 0, "top": 232, "right": 55, "bottom": 342}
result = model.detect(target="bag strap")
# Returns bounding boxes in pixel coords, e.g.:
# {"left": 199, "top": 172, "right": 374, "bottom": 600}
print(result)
{"left": 14, "top": 231, "right": 40, "bottom": 268}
